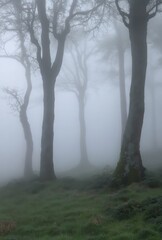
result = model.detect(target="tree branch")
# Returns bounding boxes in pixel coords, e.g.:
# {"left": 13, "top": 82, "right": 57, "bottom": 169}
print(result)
{"left": 36, "top": 0, "right": 51, "bottom": 70}
{"left": 64, "top": 0, "right": 78, "bottom": 35}
{"left": 52, "top": 0, "right": 60, "bottom": 39}
{"left": 147, "top": 0, "right": 161, "bottom": 19}
{"left": 71, "top": 0, "right": 106, "bottom": 19}
{"left": 27, "top": 4, "right": 42, "bottom": 71}
{"left": 2, "top": 87, "right": 23, "bottom": 113}
{"left": 115, "top": 0, "right": 129, "bottom": 28}
{"left": 51, "top": 36, "right": 66, "bottom": 79}
{"left": 0, "top": 54, "right": 23, "bottom": 65}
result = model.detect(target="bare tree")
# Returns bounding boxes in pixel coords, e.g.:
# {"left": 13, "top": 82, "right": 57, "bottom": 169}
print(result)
{"left": 0, "top": 0, "right": 109, "bottom": 180}
{"left": 58, "top": 33, "right": 95, "bottom": 169}
{"left": 3, "top": 87, "right": 33, "bottom": 179}
{"left": 0, "top": 0, "right": 34, "bottom": 178}
{"left": 19, "top": 0, "right": 106, "bottom": 180}
{"left": 114, "top": 0, "right": 162, "bottom": 185}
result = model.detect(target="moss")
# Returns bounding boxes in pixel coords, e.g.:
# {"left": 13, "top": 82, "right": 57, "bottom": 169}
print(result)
{"left": 0, "top": 178, "right": 162, "bottom": 240}
{"left": 143, "top": 196, "right": 162, "bottom": 223}
{"left": 113, "top": 149, "right": 145, "bottom": 186}
{"left": 143, "top": 172, "right": 162, "bottom": 188}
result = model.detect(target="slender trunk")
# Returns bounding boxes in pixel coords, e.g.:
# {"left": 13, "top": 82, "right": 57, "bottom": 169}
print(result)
{"left": 40, "top": 77, "right": 56, "bottom": 180}
{"left": 20, "top": 65, "right": 33, "bottom": 179}
{"left": 11, "top": 0, "right": 34, "bottom": 179}
{"left": 114, "top": 1, "right": 147, "bottom": 185}
{"left": 78, "top": 92, "right": 89, "bottom": 167}
{"left": 20, "top": 109, "right": 33, "bottom": 178}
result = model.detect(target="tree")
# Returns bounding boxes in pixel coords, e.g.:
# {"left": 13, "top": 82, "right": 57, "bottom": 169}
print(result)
{"left": 114, "top": 0, "right": 162, "bottom": 185}
{"left": 3, "top": 87, "right": 33, "bottom": 179}
{"left": 58, "top": 33, "right": 95, "bottom": 169}
{"left": 19, "top": 0, "right": 106, "bottom": 180}
{"left": 0, "top": 0, "right": 34, "bottom": 178}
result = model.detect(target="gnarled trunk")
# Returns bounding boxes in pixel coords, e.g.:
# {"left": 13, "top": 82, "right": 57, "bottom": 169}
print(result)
{"left": 40, "top": 78, "right": 56, "bottom": 180}
{"left": 114, "top": 0, "right": 147, "bottom": 185}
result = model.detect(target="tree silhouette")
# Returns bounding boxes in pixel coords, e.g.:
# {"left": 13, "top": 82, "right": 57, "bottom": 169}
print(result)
{"left": 0, "top": 0, "right": 34, "bottom": 178}
{"left": 114, "top": 0, "right": 162, "bottom": 185}
{"left": 58, "top": 33, "right": 95, "bottom": 169}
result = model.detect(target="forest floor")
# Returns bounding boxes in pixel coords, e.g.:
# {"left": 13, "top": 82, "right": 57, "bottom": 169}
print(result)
{"left": 0, "top": 171, "right": 162, "bottom": 240}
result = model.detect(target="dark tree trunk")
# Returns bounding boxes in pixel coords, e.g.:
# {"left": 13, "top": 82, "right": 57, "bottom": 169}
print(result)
{"left": 20, "top": 65, "right": 33, "bottom": 179}
{"left": 39, "top": 37, "right": 66, "bottom": 181}
{"left": 115, "top": 24, "right": 127, "bottom": 138}
{"left": 30, "top": 0, "right": 75, "bottom": 180}
{"left": 114, "top": 0, "right": 148, "bottom": 185}
{"left": 78, "top": 92, "right": 89, "bottom": 167}
{"left": 40, "top": 78, "right": 56, "bottom": 180}
{"left": 35, "top": 0, "right": 67, "bottom": 180}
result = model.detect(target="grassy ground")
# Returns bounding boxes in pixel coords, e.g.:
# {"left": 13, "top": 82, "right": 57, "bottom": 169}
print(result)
{"left": 0, "top": 174, "right": 162, "bottom": 240}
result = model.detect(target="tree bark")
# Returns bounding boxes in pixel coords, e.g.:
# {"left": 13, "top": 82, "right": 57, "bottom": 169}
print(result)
{"left": 35, "top": 0, "right": 67, "bottom": 180}
{"left": 78, "top": 92, "right": 89, "bottom": 167}
{"left": 40, "top": 77, "right": 56, "bottom": 180}
{"left": 20, "top": 65, "right": 33, "bottom": 179}
{"left": 39, "top": 36, "right": 66, "bottom": 180}
{"left": 114, "top": 0, "right": 148, "bottom": 185}
{"left": 20, "top": 109, "right": 33, "bottom": 178}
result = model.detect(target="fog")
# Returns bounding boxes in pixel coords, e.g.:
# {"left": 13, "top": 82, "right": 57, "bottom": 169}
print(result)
{"left": 0, "top": 4, "right": 162, "bottom": 184}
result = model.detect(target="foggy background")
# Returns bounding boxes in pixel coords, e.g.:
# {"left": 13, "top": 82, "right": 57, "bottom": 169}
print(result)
{"left": 0, "top": 13, "right": 162, "bottom": 184}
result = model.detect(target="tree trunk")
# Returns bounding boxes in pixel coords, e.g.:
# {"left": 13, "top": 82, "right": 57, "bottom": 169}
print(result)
{"left": 40, "top": 78, "right": 56, "bottom": 180}
{"left": 20, "top": 65, "right": 33, "bottom": 179}
{"left": 78, "top": 93, "right": 89, "bottom": 167}
{"left": 114, "top": 1, "right": 147, "bottom": 185}
{"left": 20, "top": 108, "right": 33, "bottom": 179}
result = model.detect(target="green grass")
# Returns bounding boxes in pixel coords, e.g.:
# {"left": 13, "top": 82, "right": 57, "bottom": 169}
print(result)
{"left": 0, "top": 176, "right": 162, "bottom": 240}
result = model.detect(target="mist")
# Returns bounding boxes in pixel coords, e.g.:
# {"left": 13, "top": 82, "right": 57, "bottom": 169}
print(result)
{"left": 0, "top": 1, "right": 162, "bottom": 184}
{"left": 1, "top": 1, "right": 162, "bottom": 239}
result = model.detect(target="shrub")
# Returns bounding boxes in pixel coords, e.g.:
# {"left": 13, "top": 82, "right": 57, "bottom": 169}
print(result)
{"left": 112, "top": 200, "right": 142, "bottom": 220}
{"left": 143, "top": 196, "right": 162, "bottom": 220}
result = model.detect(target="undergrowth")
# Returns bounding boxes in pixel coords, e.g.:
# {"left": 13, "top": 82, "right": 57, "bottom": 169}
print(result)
{"left": 0, "top": 170, "right": 161, "bottom": 240}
